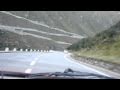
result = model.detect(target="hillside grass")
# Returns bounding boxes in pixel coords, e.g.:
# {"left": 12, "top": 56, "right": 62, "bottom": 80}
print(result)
{"left": 67, "top": 20, "right": 120, "bottom": 65}
{"left": 73, "top": 36, "right": 120, "bottom": 64}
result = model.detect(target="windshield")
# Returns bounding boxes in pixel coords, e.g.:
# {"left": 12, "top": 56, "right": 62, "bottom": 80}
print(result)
{"left": 0, "top": 11, "right": 120, "bottom": 79}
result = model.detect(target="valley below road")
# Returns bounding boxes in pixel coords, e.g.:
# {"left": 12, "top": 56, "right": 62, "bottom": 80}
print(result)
{"left": 0, "top": 51, "right": 120, "bottom": 79}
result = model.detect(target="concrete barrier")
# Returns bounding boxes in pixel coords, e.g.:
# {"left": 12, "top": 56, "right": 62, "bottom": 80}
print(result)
{"left": 20, "top": 49, "right": 23, "bottom": 51}
{"left": 49, "top": 50, "right": 54, "bottom": 52}
{"left": 2, "top": 48, "right": 51, "bottom": 52}
{"left": 30, "top": 49, "right": 32, "bottom": 52}
{"left": 13, "top": 48, "right": 17, "bottom": 51}
{"left": 64, "top": 50, "right": 68, "bottom": 53}
{"left": 3, "top": 48, "right": 43, "bottom": 52}
{"left": 25, "top": 49, "right": 28, "bottom": 52}
{"left": 5, "top": 47, "right": 9, "bottom": 52}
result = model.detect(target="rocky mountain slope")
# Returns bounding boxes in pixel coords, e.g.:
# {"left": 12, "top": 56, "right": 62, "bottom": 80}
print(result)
{"left": 0, "top": 11, "right": 120, "bottom": 50}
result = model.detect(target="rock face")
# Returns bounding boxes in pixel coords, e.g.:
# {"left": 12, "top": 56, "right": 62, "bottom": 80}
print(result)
{"left": 0, "top": 11, "right": 120, "bottom": 50}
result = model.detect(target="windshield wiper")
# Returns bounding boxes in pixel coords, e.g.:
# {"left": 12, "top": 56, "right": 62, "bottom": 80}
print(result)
{"left": 28, "top": 68, "right": 113, "bottom": 79}
{"left": 0, "top": 68, "right": 113, "bottom": 79}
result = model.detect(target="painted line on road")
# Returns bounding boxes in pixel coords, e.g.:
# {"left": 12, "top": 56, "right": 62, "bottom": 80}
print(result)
{"left": 25, "top": 68, "right": 32, "bottom": 73}
{"left": 25, "top": 57, "right": 40, "bottom": 73}
{"left": 64, "top": 53, "right": 110, "bottom": 77}
{"left": 30, "top": 57, "right": 39, "bottom": 66}
{"left": 30, "top": 60, "right": 37, "bottom": 66}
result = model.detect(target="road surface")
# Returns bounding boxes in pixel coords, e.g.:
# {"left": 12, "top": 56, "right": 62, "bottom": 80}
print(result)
{"left": 0, "top": 51, "right": 110, "bottom": 77}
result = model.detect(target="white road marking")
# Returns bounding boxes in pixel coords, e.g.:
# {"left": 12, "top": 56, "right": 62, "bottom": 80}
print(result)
{"left": 64, "top": 53, "right": 110, "bottom": 77}
{"left": 30, "top": 58, "right": 38, "bottom": 66}
{"left": 30, "top": 61, "right": 37, "bottom": 66}
{"left": 25, "top": 68, "right": 32, "bottom": 73}
{"left": 25, "top": 57, "right": 39, "bottom": 73}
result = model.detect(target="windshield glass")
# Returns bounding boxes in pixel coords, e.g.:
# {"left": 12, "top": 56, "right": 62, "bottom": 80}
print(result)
{"left": 0, "top": 11, "right": 120, "bottom": 79}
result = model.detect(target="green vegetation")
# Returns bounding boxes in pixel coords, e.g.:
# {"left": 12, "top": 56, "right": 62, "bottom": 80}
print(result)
{"left": 67, "top": 21, "right": 120, "bottom": 64}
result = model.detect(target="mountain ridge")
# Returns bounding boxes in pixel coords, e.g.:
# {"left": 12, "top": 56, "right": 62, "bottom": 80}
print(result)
{"left": 1, "top": 11, "right": 120, "bottom": 50}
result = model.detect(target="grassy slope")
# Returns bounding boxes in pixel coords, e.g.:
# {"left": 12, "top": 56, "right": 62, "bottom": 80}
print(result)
{"left": 68, "top": 22, "right": 120, "bottom": 64}
{"left": 74, "top": 37, "right": 120, "bottom": 64}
